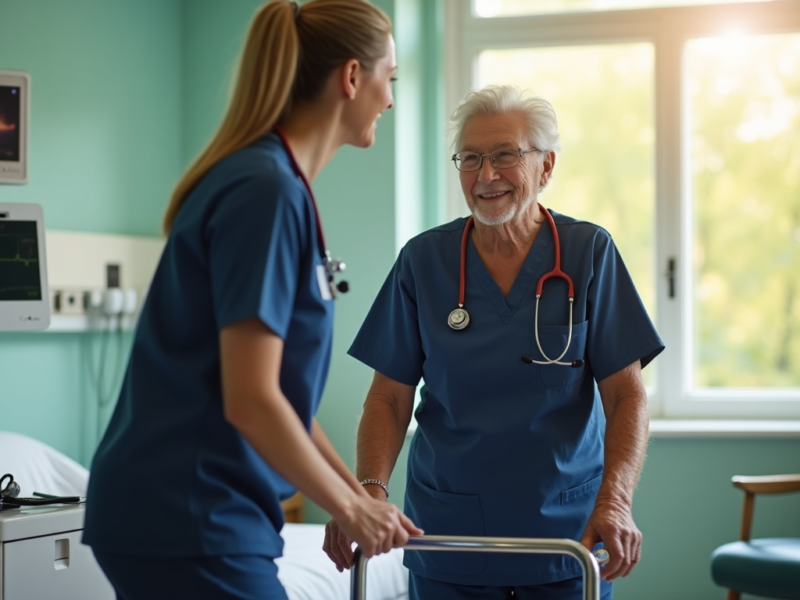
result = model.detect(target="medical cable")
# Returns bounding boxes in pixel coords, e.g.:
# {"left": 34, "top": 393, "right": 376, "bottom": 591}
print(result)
{"left": 0, "top": 474, "right": 81, "bottom": 511}
{"left": 86, "top": 311, "right": 126, "bottom": 441}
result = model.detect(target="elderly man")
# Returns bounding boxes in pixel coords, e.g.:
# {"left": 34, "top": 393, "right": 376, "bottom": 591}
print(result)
{"left": 325, "top": 85, "right": 664, "bottom": 600}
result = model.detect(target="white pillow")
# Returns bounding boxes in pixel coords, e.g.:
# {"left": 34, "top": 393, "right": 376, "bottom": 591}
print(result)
{"left": 278, "top": 523, "right": 409, "bottom": 600}
{"left": 0, "top": 431, "right": 90, "bottom": 497}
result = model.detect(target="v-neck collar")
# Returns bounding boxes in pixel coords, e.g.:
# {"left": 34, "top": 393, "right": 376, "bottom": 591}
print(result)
{"left": 465, "top": 215, "right": 554, "bottom": 324}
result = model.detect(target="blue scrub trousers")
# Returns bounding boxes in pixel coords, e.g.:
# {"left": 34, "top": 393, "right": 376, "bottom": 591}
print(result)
{"left": 409, "top": 572, "right": 613, "bottom": 600}
{"left": 92, "top": 550, "right": 288, "bottom": 600}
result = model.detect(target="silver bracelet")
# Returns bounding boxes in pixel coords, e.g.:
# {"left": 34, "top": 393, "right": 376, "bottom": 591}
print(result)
{"left": 360, "top": 478, "right": 389, "bottom": 499}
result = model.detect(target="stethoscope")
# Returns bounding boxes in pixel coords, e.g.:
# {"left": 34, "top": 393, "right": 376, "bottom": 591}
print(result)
{"left": 0, "top": 473, "right": 82, "bottom": 511}
{"left": 274, "top": 126, "right": 348, "bottom": 298}
{"left": 447, "top": 203, "right": 584, "bottom": 368}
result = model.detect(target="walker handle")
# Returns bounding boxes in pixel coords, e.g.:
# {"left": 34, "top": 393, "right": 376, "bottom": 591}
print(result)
{"left": 350, "top": 535, "right": 603, "bottom": 600}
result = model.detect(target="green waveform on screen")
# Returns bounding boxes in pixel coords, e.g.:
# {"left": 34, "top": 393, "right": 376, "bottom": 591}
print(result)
{"left": 0, "top": 255, "right": 39, "bottom": 267}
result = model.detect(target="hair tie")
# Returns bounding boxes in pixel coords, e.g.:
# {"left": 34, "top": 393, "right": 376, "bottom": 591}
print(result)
{"left": 290, "top": 1, "right": 300, "bottom": 19}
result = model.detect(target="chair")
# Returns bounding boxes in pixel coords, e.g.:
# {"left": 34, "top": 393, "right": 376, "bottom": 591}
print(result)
{"left": 710, "top": 474, "right": 800, "bottom": 600}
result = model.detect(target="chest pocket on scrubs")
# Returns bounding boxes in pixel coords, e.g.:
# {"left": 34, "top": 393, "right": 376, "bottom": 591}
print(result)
{"left": 529, "top": 320, "right": 588, "bottom": 387}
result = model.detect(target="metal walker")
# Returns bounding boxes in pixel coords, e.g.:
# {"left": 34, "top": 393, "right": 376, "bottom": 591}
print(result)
{"left": 350, "top": 535, "right": 603, "bottom": 600}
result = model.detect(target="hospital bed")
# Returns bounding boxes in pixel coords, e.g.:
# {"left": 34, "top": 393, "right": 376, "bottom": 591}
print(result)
{"left": 0, "top": 431, "right": 409, "bottom": 600}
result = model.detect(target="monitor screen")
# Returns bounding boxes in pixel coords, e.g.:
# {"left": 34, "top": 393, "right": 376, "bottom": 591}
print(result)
{"left": 0, "top": 203, "right": 50, "bottom": 330}
{"left": 0, "top": 70, "right": 29, "bottom": 184}
{"left": 0, "top": 220, "right": 42, "bottom": 301}
{"left": 0, "top": 85, "right": 21, "bottom": 162}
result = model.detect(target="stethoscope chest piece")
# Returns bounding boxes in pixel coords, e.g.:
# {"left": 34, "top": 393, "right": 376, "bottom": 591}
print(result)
{"left": 448, "top": 307, "right": 470, "bottom": 330}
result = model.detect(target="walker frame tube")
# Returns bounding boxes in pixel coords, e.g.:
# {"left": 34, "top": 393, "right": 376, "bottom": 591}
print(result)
{"left": 350, "top": 535, "right": 601, "bottom": 600}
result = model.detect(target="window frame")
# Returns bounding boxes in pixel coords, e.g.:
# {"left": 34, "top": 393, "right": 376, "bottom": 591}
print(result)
{"left": 443, "top": 0, "right": 800, "bottom": 418}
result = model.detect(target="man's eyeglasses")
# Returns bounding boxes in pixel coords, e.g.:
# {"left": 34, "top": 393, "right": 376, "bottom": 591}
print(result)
{"left": 451, "top": 147, "right": 540, "bottom": 172}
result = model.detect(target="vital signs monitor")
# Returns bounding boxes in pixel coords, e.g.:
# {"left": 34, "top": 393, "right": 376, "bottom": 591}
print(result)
{"left": 0, "top": 203, "right": 50, "bottom": 331}
{"left": 0, "top": 70, "right": 30, "bottom": 185}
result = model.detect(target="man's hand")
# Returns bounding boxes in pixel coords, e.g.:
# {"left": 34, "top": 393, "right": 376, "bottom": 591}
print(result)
{"left": 579, "top": 497, "right": 642, "bottom": 581}
{"left": 323, "top": 518, "right": 353, "bottom": 572}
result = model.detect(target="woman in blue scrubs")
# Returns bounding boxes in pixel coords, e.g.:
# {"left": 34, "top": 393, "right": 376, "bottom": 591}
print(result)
{"left": 82, "top": 1, "right": 421, "bottom": 598}
{"left": 324, "top": 85, "right": 664, "bottom": 599}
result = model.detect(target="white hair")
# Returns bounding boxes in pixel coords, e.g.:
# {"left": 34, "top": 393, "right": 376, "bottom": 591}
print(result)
{"left": 448, "top": 85, "right": 562, "bottom": 155}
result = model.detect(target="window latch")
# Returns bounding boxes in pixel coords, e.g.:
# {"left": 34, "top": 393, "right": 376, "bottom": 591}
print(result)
{"left": 667, "top": 257, "right": 676, "bottom": 298}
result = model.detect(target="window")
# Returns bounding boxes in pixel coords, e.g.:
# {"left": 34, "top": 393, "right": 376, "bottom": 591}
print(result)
{"left": 472, "top": 0, "right": 777, "bottom": 17}
{"left": 444, "top": 0, "right": 800, "bottom": 418}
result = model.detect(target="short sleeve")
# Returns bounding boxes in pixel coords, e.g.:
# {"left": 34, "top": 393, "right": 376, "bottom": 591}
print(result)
{"left": 206, "top": 172, "right": 307, "bottom": 338}
{"left": 585, "top": 232, "right": 664, "bottom": 381}
{"left": 348, "top": 246, "right": 425, "bottom": 386}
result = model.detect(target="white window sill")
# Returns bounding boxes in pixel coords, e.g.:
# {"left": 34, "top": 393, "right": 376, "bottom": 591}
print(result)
{"left": 649, "top": 419, "right": 800, "bottom": 438}
{"left": 407, "top": 419, "right": 800, "bottom": 438}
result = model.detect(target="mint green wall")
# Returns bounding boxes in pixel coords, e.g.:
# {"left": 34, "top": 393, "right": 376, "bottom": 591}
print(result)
{"left": 0, "top": 0, "right": 182, "bottom": 236}
{"left": 619, "top": 438, "right": 800, "bottom": 600}
{"left": 0, "top": 0, "right": 180, "bottom": 463}
{"left": 1, "top": 3, "right": 799, "bottom": 600}
{"left": 180, "top": 1, "right": 259, "bottom": 164}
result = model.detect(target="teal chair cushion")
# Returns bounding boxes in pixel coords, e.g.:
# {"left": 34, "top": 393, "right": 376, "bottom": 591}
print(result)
{"left": 711, "top": 538, "right": 800, "bottom": 599}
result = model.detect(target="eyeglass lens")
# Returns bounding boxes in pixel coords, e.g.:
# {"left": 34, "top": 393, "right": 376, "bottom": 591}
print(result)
{"left": 454, "top": 148, "right": 523, "bottom": 171}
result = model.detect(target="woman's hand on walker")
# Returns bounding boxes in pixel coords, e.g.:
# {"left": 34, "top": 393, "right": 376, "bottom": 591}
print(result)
{"left": 323, "top": 493, "right": 422, "bottom": 572}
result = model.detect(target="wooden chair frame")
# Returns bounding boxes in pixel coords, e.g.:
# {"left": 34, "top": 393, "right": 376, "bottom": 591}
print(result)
{"left": 281, "top": 491, "right": 306, "bottom": 524}
{"left": 724, "top": 473, "right": 800, "bottom": 600}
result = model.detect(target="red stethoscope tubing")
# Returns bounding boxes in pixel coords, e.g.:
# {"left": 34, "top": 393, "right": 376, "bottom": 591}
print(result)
{"left": 536, "top": 206, "right": 575, "bottom": 298}
{"left": 274, "top": 126, "right": 328, "bottom": 256}
{"left": 275, "top": 126, "right": 347, "bottom": 296}
{"left": 457, "top": 215, "right": 471, "bottom": 308}
{"left": 455, "top": 203, "right": 577, "bottom": 366}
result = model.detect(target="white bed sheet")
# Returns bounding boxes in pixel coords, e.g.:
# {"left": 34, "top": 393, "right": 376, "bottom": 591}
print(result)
{"left": 278, "top": 523, "right": 408, "bottom": 600}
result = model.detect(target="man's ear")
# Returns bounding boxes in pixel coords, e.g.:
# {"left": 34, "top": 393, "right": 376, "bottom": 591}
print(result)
{"left": 341, "top": 58, "right": 361, "bottom": 100}
{"left": 540, "top": 150, "right": 557, "bottom": 186}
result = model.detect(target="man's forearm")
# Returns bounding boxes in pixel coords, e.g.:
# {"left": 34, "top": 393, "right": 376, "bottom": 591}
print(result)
{"left": 356, "top": 394, "right": 409, "bottom": 484}
{"left": 597, "top": 394, "right": 649, "bottom": 506}
{"left": 596, "top": 361, "right": 650, "bottom": 506}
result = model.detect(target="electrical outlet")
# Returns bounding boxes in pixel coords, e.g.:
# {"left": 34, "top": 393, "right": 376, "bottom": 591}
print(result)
{"left": 53, "top": 288, "right": 87, "bottom": 315}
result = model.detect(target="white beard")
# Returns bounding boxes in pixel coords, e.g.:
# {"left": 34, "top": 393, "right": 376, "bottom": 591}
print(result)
{"left": 471, "top": 191, "right": 536, "bottom": 226}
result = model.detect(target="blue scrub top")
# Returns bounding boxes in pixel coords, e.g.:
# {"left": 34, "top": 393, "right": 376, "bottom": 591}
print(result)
{"left": 349, "top": 211, "right": 664, "bottom": 586}
{"left": 83, "top": 133, "right": 334, "bottom": 559}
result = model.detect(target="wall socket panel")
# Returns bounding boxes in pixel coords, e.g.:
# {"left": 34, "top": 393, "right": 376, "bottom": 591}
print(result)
{"left": 46, "top": 230, "right": 165, "bottom": 299}
{"left": 52, "top": 288, "right": 88, "bottom": 315}
{"left": 44, "top": 230, "right": 164, "bottom": 329}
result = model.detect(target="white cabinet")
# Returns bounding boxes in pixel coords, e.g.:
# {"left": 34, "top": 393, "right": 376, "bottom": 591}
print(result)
{"left": 0, "top": 505, "right": 114, "bottom": 600}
